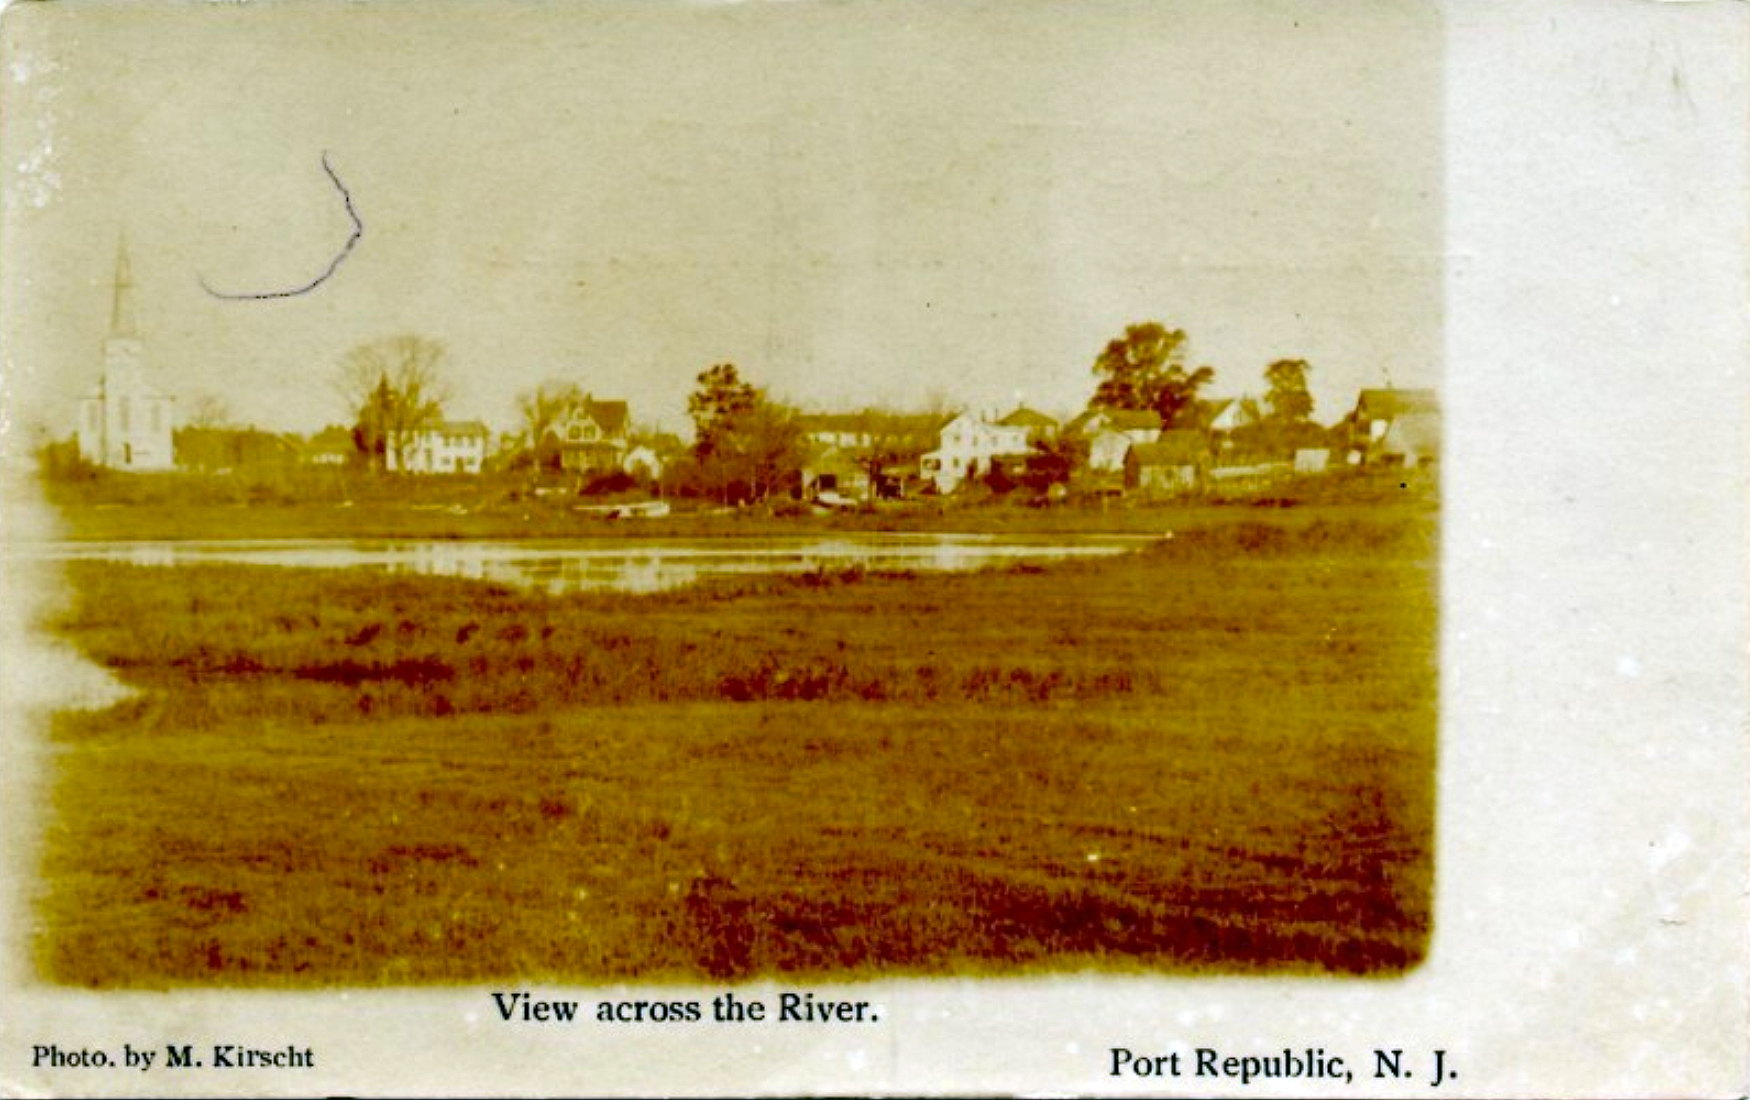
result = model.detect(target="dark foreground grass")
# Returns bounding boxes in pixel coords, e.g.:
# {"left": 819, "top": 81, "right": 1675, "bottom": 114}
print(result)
{"left": 36, "top": 513, "right": 1437, "bottom": 986}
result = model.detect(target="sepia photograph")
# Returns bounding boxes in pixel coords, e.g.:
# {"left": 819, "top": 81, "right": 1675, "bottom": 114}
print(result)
{"left": 0, "top": 0, "right": 1741, "bottom": 1096}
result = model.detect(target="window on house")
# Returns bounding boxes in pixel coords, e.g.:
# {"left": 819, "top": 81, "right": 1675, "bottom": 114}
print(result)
{"left": 119, "top": 397, "right": 131, "bottom": 433}
{"left": 150, "top": 404, "right": 161, "bottom": 433}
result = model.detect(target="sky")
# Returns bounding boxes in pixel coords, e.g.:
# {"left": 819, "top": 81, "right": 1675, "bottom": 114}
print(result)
{"left": 1, "top": 0, "right": 1442, "bottom": 438}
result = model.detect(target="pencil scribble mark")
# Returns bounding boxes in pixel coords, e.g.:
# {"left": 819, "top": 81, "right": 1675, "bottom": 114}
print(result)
{"left": 200, "top": 152, "right": 362, "bottom": 300}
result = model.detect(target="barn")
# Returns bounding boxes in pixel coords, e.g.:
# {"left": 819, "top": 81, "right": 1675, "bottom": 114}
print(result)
{"left": 1124, "top": 431, "right": 1211, "bottom": 496}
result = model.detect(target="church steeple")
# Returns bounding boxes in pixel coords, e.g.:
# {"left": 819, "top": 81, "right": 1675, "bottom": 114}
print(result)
{"left": 111, "top": 234, "right": 136, "bottom": 337}
{"left": 83, "top": 232, "right": 174, "bottom": 471}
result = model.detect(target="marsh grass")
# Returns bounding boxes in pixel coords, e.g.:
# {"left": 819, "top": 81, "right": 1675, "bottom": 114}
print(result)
{"left": 36, "top": 511, "right": 1437, "bottom": 986}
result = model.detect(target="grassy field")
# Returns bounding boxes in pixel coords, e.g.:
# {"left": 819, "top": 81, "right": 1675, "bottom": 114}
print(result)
{"left": 34, "top": 509, "right": 1437, "bottom": 986}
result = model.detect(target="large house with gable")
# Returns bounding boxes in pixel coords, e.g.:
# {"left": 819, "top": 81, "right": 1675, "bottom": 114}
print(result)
{"left": 919, "top": 410, "right": 1036, "bottom": 494}
{"left": 544, "top": 396, "right": 630, "bottom": 475}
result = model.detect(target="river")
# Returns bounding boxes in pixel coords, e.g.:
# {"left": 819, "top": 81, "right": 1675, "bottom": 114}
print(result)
{"left": 20, "top": 533, "right": 1152, "bottom": 595}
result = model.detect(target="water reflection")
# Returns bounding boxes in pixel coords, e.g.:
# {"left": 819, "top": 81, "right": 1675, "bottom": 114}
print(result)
{"left": 28, "top": 535, "right": 1143, "bottom": 595}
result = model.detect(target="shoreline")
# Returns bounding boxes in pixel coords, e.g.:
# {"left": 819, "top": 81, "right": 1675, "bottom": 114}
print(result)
{"left": 25, "top": 489, "right": 1437, "bottom": 545}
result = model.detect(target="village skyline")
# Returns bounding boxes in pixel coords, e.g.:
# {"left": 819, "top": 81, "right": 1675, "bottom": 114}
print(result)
{"left": 3, "top": 1, "right": 1442, "bottom": 446}
{"left": 27, "top": 231, "right": 1440, "bottom": 445}
{"left": 69, "top": 233, "right": 1440, "bottom": 506}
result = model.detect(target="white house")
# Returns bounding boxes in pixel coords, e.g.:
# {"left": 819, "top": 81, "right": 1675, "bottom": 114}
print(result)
{"left": 622, "top": 444, "right": 664, "bottom": 482}
{"left": 918, "top": 412, "right": 1033, "bottom": 493}
{"left": 389, "top": 420, "right": 491, "bottom": 474}
{"left": 1070, "top": 409, "right": 1161, "bottom": 473}
{"left": 1205, "top": 397, "right": 1260, "bottom": 435}
{"left": 1378, "top": 412, "right": 1440, "bottom": 469}
{"left": 75, "top": 241, "right": 175, "bottom": 470}
{"left": 1084, "top": 429, "right": 1134, "bottom": 474}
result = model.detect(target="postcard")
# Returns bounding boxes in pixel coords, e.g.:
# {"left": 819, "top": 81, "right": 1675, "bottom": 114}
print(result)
{"left": 0, "top": 0, "right": 1743, "bottom": 1096}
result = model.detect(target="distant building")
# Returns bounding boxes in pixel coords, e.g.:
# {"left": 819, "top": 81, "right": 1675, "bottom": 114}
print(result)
{"left": 622, "top": 444, "right": 664, "bottom": 482}
{"left": 1344, "top": 388, "right": 1440, "bottom": 468}
{"left": 546, "top": 396, "right": 630, "bottom": 475}
{"left": 1205, "top": 397, "right": 1262, "bottom": 443}
{"left": 75, "top": 239, "right": 175, "bottom": 470}
{"left": 797, "top": 412, "right": 947, "bottom": 452}
{"left": 796, "top": 413, "right": 877, "bottom": 451}
{"left": 1069, "top": 408, "right": 1162, "bottom": 473}
{"left": 1084, "top": 429, "right": 1134, "bottom": 474}
{"left": 389, "top": 420, "right": 491, "bottom": 474}
{"left": 302, "top": 425, "right": 356, "bottom": 466}
{"left": 919, "top": 412, "right": 1033, "bottom": 494}
{"left": 1067, "top": 408, "right": 1162, "bottom": 438}
{"left": 1378, "top": 412, "right": 1440, "bottom": 469}
{"left": 800, "top": 443, "right": 869, "bottom": 501}
{"left": 176, "top": 427, "right": 301, "bottom": 473}
{"left": 798, "top": 411, "right": 950, "bottom": 499}
{"left": 994, "top": 405, "right": 1058, "bottom": 443}
{"left": 1125, "top": 430, "right": 1211, "bottom": 496}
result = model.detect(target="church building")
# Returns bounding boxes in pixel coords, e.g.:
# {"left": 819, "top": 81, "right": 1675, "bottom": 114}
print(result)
{"left": 76, "top": 240, "right": 175, "bottom": 470}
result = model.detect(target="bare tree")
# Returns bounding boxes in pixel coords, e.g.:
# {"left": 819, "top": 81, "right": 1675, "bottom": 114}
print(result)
{"left": 515, "top": 379, "right": 585, "bottom": 469}
{"left": 918, "top": 387, "right": 957, "bottom": 417}
{"left": 335, "top": 335, "right": 452, "bottom": 471}
{"left": 720, "top": 399, "right": 806, "bottom": 504}
{"left": 183, "top": 393, "right": 235, "bottom": 430}
{"left": 847, "top": 408, "right": 940, "bottom": 499}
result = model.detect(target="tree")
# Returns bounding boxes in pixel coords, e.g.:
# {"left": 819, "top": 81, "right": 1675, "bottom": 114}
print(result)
{"left": 1263, "top": 358, "right": 1315, "bottom": 424}
{"left": 1155, "top": 363, "right": 1218, "bottom": 429}
{"left": 684, "top": 364, "right": 802, "bottom": 504}
{"left": 1232, "top": 359, "right": 1322, "bottom": 459}
{"left": 1089, "top": 321, "right": 1216, "bottom": 429}
{"left": 724, "top": 400, "right": 807, "bottom": 504}
{"left": 516, "top": 379, "right": 585, "bottom": 471}
{"left": 335, "top": 335, "right": 451, "bottom": 472}
{"left": 1021, "top": 433, "right": 1087, "bottom": 494}
{"left": 1091, "top": 322, "right": 1185, "bottom": 410}
{"left": 688, "top": 363, "right": 758, "bottom": 462}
